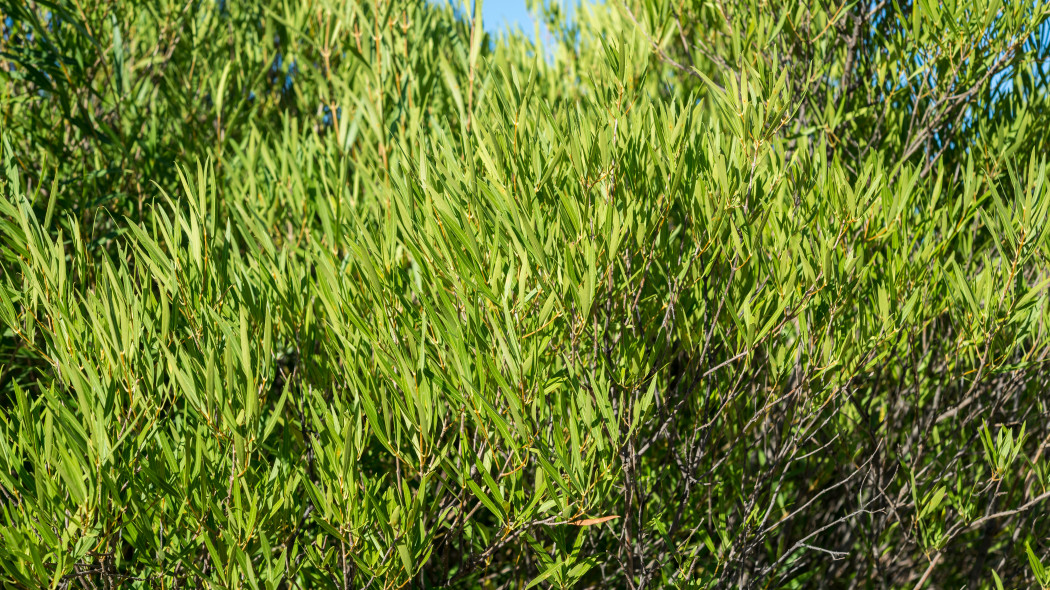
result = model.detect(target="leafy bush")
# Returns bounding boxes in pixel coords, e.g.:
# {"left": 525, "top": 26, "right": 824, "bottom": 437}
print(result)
{"left": 1, "top": 0, "right": 1050, "bottom": 587}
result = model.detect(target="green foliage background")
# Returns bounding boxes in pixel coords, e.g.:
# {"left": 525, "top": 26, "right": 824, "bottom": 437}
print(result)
{"left": 1, "top": 0, "right": 1049, "bottom": 587}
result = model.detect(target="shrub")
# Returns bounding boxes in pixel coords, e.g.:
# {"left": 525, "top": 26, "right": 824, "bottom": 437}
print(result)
{"left": 1, "top": 0, "right": 1049, "bottom": 587}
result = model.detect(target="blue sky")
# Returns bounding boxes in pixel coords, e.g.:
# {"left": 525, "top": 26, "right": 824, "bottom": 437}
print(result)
{"left": 482, "top": 0, "right": 536, "bottom": 33}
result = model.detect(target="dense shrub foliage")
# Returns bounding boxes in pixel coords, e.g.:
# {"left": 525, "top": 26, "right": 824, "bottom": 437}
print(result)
{"left": 2, "top": 0, "right": 1050, "bottom": 587}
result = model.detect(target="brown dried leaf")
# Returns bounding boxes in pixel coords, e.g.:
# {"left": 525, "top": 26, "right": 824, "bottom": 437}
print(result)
{"left": 570, "top": 515, "right": 620, "bottom": 526}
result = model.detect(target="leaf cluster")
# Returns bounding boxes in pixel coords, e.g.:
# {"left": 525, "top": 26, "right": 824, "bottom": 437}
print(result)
{"left": 1, "top": 0, "right": 1050, "bottom": 588}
